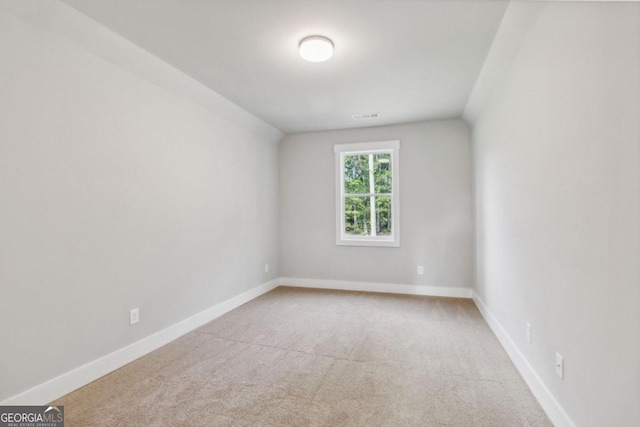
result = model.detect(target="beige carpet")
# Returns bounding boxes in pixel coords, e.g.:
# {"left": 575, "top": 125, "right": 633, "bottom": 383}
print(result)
{"left": 54, "top": 287, "right": 552, "bottom": 426}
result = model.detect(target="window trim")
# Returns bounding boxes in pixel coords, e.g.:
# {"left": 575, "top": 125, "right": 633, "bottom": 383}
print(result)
{"left": 334, "top": 140, "right": 400, "bottom": 247}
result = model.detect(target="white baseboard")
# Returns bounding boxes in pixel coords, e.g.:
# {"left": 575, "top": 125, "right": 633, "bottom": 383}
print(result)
{"left": 280, "top": 277, "right": 472, "bottom": 299}
{"left": 7, "top": 276, "right": 570, "bottom": 427}
{"left": 472, "top": 293, "right": 576, "bottom": 427}
{"left": 1, "top": 279, "right": 280, "bottom": 406}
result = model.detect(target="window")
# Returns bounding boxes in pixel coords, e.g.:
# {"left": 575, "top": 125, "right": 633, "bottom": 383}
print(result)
{"left": 334, "top": 140, "right": 400, "bottom": 247}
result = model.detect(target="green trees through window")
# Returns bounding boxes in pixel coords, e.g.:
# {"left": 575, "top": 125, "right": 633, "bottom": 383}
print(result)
{"left": 335, "top": 140, "right": 399, "bottom": 247}
{"left": 343, "top": 152, "right": 392, "bottom": 236}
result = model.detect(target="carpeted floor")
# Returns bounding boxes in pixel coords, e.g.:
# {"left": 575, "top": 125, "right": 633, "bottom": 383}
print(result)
{"left": 53, "top": 287, "right": 552, "bottom": 426}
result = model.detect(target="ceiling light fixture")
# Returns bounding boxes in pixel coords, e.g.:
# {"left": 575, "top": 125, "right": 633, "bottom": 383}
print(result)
{"left": 299, "top": 35, "right": 334, "bottom": 62}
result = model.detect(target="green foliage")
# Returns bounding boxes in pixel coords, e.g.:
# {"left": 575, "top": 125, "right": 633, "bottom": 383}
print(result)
{"left": 343, "top": 152, "right": 392, "bottom": 236}
{"left": 344, "top": 155, "right": 370, "bottom": 194}
{"left": 374, "top": 153, "right": 392, "bottom": 193}
{"left": 345, "top": 196, "right": 371, "bottom": 235}
{"left": 375, "top": 196, "right": 392, "bottom": 235}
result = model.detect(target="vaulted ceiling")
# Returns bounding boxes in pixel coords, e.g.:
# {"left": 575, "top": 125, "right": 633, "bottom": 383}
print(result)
{"left": 62, "top": 0, "right": 509, "bottom": 133}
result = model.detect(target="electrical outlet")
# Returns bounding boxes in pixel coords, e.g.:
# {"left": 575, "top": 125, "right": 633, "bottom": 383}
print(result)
{"left": 555, "top": 352, "right": 564, "bottom": 379}
{"left": 526, "top": 322, "right": 532, "bottom": 343}
{"left": 264, "top": 263, "right": 269, "bottom": 273}
{"left": 417, "top": 266, "right": 424, "bottom": 275}
{"left": 129, "top": 308, "right": 139, "bottom": 325}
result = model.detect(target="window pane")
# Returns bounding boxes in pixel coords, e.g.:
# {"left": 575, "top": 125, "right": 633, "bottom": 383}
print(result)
{"left": 344, "top": 155, "right": 370, "bottom": 194}
{"left": 374, "top": 153, "right": 392, "bottom": 194}
{"left": 344, "top": 196, "right": 371, "bottom": 236}
{"left": 375, "top": 196, "right": 392, "bottom": 235}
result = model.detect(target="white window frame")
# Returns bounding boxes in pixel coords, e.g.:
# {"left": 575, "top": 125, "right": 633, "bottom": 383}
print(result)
{"left": 334, "top": 140, "right": 400, "bottom": 247}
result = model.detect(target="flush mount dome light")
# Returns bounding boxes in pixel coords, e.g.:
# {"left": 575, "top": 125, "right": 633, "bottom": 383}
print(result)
{"left": 299, "top": 35, "right": 334, "bottom": 62}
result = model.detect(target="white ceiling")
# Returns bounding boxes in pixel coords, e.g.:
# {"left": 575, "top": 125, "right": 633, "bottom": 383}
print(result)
{"left": 61, "top": 0, "right": 509, "bottom": 134}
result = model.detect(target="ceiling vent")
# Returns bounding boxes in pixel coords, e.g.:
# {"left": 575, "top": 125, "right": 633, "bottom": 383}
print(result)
{"left": 352, "top": 113, "right": 381, "bottom": 120}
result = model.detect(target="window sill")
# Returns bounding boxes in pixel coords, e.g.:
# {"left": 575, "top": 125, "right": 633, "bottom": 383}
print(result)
{"left": 336, "top": 238, "right": 400, "bottom": 248}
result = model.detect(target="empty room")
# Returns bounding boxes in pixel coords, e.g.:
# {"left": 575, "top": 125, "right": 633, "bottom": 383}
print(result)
{"left": 1, "top": 0, "right": 638, "bottom": 426}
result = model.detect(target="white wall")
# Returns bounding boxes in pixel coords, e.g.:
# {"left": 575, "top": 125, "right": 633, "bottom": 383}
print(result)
{"left": 279, "top": 120, "right": 474, "bottom": 290}
{"left": 466, "top": 2, "right": 640, "bottom": 426}
{"left": 0, "top": 2, "right": 281, "bottom": 402}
